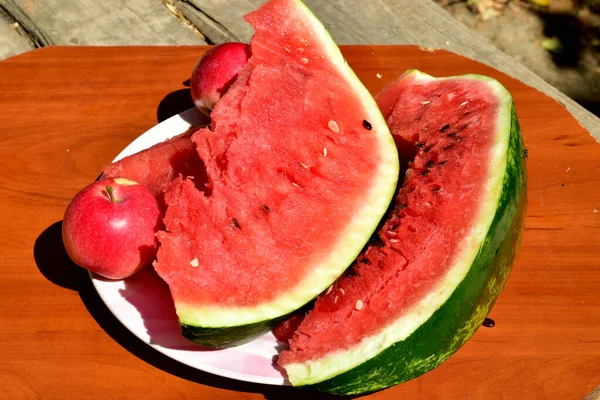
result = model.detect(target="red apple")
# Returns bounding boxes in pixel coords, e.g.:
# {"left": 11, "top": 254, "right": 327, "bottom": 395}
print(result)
{"left": 190, "top": 42, "right": 251, "bottom": 115}
{"left": 62, "top": 178, "right": 162, "bottom": 280}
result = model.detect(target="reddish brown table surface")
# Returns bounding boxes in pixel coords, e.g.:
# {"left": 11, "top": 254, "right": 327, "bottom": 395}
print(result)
{"left": 1, "top": 46, "right": 599, "bottom": 399}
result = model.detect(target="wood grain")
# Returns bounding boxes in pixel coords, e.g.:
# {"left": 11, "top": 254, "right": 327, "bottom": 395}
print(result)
{"left": 0, "top": 46, "right": 599, "bottom": 399}
{"left": 0, "top": 0, "right": 206, "bottom": 46}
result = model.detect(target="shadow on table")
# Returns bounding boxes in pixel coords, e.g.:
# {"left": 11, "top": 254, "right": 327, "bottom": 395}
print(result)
{"left": 33, "top": 221, "right": 354, "bottom": 400}
{"left": 155, "top": 79, "right": 197, "bottom": 123}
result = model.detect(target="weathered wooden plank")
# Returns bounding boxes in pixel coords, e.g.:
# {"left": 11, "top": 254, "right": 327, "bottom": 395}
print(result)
{"left": 0, "top": 18, "right": 33, "bottom": 59}
{"left": 181, "top": 0, "right": 600, "bottom": 141}
{"left": 0, "top": 0, "right": 206, "bottom": 46}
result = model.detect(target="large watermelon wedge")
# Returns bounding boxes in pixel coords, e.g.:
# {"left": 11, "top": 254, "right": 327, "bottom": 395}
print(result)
{"left": 153, "top": 0, "right": 399, "bottom": 347}
{"left": 278, "top": 70, "right": 527, "bottom": 394}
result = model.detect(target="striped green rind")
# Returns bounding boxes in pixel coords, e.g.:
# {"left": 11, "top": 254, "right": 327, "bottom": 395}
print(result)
{"left": 290, "top": 75, "right": 527, "bottom": 395}
{"left": 181, "top": 316, "right": 285, "bottom": 348}
{"left": 171, "top": 0, "right": 399, "bottom": 347}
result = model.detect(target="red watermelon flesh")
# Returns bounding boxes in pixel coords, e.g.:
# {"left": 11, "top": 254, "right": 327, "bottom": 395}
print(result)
{"left": 102, "top": 127, "right": 209, "bottom": 210}
{"left": 279, "top": 73, "right": 502, "bottom": 365}
{"left": 154, "top": 0, "right": 397, "bottom": 318}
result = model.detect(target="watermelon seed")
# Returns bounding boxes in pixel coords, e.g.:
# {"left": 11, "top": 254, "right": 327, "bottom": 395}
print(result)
{"left": 460, "top": 100, "right": 469, "bottom": 106}
{"left": 421, "top": 100, "right": 430, "bottom": 105}
{"left": 431, "top": 184, "right": 441, "bottom": 192}
{"left": 190, "top": 258, "right": 199, "bottom": 267}
{"left": 424, "top": 202, "right": 432, "bottom": 207}
{"left": 300, "top": 57, "right": 309, "bottom": 64}
{"left": 405, "top": 168, "right": 413, "bottom": 177}
{"left": 372, "top": 237, "right": 384, "bottom": 248}
{"left": 360, "top": 258, "right": 371, "bottom": 265}
{"left": 334, "top": 296, "right": 339, "bottom": 304}
{"left": 438, "top": 160, "right": 448, "bottom": 166}
{"left": 232, "top": 218, "right": 240, "bottom": 229}
{"left": 447, "top": 132, "right": 458, "bottom": 137}
{"left": 299, "top": 162, "right": 309, "bottom": 169}
{"left": 339, "top": 288, "right": 345, "bottom": 295}
{"left": 387, "top": 230, "right": 397, "bottom": 236}
{"left": 325, "top": 286, "right": 333, "bottom": 295}
{"left": 292, "top": 182, "right": 301, "bottom": 188}
{"left": 389, "top": 238, "right": 400, "bottom": 243}
{"left": 415, "top": 142, "right": 426, "bottom": 149}
{"left": 263, "top": 205, "right": 270, "bottom": 213}
{"left": 442, "top": 145, "right": 454, "bottom": 151}
{"left": 423, "top": 145, "right": 434, "bottom": 152}
{"left": 323, "top": 147, "right": 328, "bottom": 156}
{"left": 297, "top": 47, "right": 305, "bottom": 53}
{"left": 424, "top": 160, "right": 435, "bottom": 169}
{"left": 355, "top": 300, "right": 364, "bottom": 311}
{"left": 328, "top": 120, "right": 340, "bottom": 133}
{"left": 362, "top": 120, "right": 372, "bottom": 130}
{"left": 482, "top": 318, "right": 495, "bottom": 328}
{"left": 420, "top": 170, "right": 429, "bottom": 176}
{"left": 439, "top": 123, "right": 450, "bottom": 132}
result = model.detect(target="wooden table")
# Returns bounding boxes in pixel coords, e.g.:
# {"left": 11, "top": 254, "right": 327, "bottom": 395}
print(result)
{"left": 1, "top": 0, "right": 599, "bottom": 141}
{"left": 1, "top": 46, "right": 600, "bottom": 399}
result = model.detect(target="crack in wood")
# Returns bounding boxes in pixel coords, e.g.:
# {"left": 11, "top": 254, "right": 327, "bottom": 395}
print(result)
{"left": 0, "top": 0, "right": 53, "bottom": 47}
{"left": 173, "top": 0, "right": 242, "bottom": 44}
{"left": 159, "top": 0, "right": 207, "bottom": 42}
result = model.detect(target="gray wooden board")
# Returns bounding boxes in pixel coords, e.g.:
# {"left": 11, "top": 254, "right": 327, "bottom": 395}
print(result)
{"left": 176, "top": 0, "right": 600, "bottom": 141}
{"left": 0, "top": 18, "right": 33, "bottom": 59}
{"left": 0, "top": 0, "right": 206, "bottom": 46}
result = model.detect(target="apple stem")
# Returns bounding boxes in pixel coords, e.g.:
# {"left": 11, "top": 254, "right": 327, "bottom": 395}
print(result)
{"left": 105, "top": 185, "right": 116, "bottom": 202}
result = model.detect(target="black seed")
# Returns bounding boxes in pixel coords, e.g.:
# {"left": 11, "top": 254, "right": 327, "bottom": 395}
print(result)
{"left": 424, "top": 160, "right": 435, "bottom": 169}
{"left": 345, "top": 269, "right": 359, "bottom": 277}
{"left": 415, "top": 141, "right": 426, "bottom": 149}
{"left": 359, "top": 258, "right": 371, "bottom": 265}
{"left": 482, "top": 318, "right": 495, "bottom": 328}
{"left": 370, "top": 236, "right": 385, "bottom": 248}
{"left": 232, "top": 218, "right": 240, "bottom": 229}
{"left": 447, "top": 132, "right": 458, "bottom": 138}
{"left": 442, "top": 145, "right": 454, "bottom": 151}
{"left": 439, "top": 123, "right": 450, "bottom": 132}
{"left": 431, "top": 185, "right": 441, "bottom": 192}
{"left": 390, "top": 223, "right": 399, "bottom": 230}
{"left": 362, "top": 120, "right": 372, "bottom": 130}
{"left": 423, "top": 145, "right": 434, "bottom": 153}
{"left": 438, "top": 160, "right": 448, "bottom": 165}
{"left": 263, "top": 205, "right": 270, "bottom": 212}
{"left": 420, "top": 170, "right": 430, "bottom": 176}
{"left": 523, "top": 148, "right": 529, "bottom": 159}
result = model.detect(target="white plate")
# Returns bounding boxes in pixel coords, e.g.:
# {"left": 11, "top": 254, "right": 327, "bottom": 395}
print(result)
{"left": 91, "top": 108, "right": 289, "bottom": 386}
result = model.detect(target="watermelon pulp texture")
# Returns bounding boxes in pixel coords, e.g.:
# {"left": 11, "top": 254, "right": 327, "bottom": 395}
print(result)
{"left": 153, "top": 0, "right": 399, "bottom": 346}
{"left": 102, "top": 128, "right": 209, "bottom": 211}
{"left": 279, "top": 71, "right": 527, "bottom": 394}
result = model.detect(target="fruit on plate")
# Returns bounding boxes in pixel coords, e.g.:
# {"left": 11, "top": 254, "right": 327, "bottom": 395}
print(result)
{"left": 190, "top": 42, "right": 251, "bottom": 115}
{"left": 62, "top": 178, "right": 163, "bottom": 280}
{"left": 102, "top": 127, "right": 209, "bottom": 211}
{"left": 153, "top": 0, "right": 399, "bottom": 348}
{"left": 277, "top": 70, "right": 527, "bottom": 394}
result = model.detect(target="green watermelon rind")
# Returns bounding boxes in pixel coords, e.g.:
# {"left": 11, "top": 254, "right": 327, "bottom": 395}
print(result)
{"left": 284, "top": 71, "right": 527, "bottom": 394}
{"left": 174, "top": 0, "right": 399, "bottom": 341}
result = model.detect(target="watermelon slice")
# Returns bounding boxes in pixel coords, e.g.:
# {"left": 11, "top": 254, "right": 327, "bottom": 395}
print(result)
{"left": 153, "top": 0, "right": 399, "bottom": 347}
{"left": 102, "top": 127, "right": 209, "bottom": 210}
{"left": 278, "top": 71, "right": 527, "bottom": 394}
